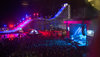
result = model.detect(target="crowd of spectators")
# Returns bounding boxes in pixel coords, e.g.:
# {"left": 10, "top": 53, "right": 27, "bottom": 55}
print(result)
{"left": 0, "top": 33, "right": 86, "bottom": 57}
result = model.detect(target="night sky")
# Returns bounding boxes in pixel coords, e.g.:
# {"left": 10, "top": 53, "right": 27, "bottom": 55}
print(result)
{"left": 0, "top": 0, "right": 87, "bottom": 26}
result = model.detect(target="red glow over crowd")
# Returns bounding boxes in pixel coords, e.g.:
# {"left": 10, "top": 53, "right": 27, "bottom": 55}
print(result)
{"left": 0, "top": 30, "right": 66, "bottom": 40}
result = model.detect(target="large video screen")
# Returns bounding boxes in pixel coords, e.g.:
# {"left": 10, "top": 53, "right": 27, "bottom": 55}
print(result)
{"left": 69, "top": 24, "right": 87, "bottom": 46}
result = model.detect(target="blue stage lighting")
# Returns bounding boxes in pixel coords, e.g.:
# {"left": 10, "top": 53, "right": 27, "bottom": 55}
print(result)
{"left": 20, "top": 21, "right": 22, "bottom": 22}
{"left": 22, "top": 18, "right": 25, "bottom": 20}
{"left": 4, "top": 24, "right": 7, "bottom": 27}
{"left": 26, "top": 14, "right": 28, "bottom": 17}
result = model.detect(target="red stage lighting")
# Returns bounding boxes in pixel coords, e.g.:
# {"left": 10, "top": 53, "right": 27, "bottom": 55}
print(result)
{"left": 33, "top": 13, "right": 39, "bottom": 16}
{"left": 9, "top": 24, "right": 14, "bottom": 28}
{"left": 29, "top": 17, "right": 31, "bottom": 20}
{"left": 33, "top": 13, "right": 36, "bottom": 16}
{"left": 36, "top": 13, "right": 39, "bottom": 16}
{"left": 9, "top": 38, "right": 10, "bottom": 40}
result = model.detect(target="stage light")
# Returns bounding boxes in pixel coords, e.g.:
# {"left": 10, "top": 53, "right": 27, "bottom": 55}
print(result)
{"left": 87, "top": 30, "right": 94, "bottom": 36}
{"left": 67, "top": 27, "right": 70, "bottom": 31}
{"left": 30, "top": 29, "right": 38, "bottom": 34}
{"left": 29, "top": 17, "right": 31, "bottom": 20}
{"left": 26, "top": 14, "right": 29, "bottom": 18}
{"left": 26, "top": 14, "right": 28, "bottom": 17}
{"left": 64, "top": 21, "right": 67, "bottom": 23}
{"left": 9, "top": 24, "right": 14, "bottom": 28}
{"left": 33, "top": 13, "right": 36, "bottom": 16}
{"left": 9, "top": 38, "right": 10, "bottom": 40}
{"left": 9, "top": 34, "right": 14, "bottom": 38}
{"left": 4, "top": 24, "right": 7, "bottom": 27}
{"left": 19, "top": 28, "right": 22, "bottom": 30}
{"left": 64, "top": 3, "right": 68, "bottom": 7}
{"left": 20, "top": 21, "right": 22, "bottom": 22}
{"left": 72, "top": 37, "right": 74, "bottom": 40}
{"left": 22, "top": 18, "right": 25, "bottom": 20}
{"left": 36, "top": 13, "right": 39, "bottom": 16}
